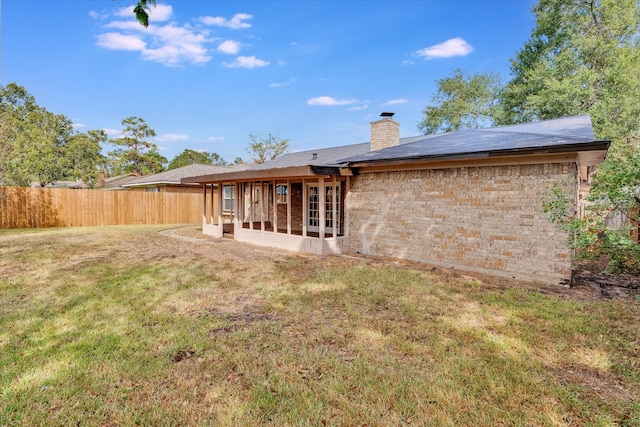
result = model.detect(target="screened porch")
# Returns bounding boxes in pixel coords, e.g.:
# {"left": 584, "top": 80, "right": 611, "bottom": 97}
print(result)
{"left": 199, "top": 173, "right": 351, "bottom": 256}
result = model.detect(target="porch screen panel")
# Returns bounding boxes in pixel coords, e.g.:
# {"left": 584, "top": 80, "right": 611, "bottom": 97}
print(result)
{"left": 324, "top": 185, "right": 340, "bottom": 231}
{"left": 308, "top": 186, "right": 320, "bottom": 229}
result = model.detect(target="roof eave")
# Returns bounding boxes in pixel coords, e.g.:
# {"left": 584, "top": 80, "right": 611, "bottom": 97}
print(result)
{"left": 182, "top": 165, "right": 352, "bottom": 184}
{"left": 123, "top": 180, "right": 201, "bottom": 188}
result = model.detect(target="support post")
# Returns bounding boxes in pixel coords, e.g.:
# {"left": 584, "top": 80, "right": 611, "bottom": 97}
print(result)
{"left": 319, "top": 179, "right": 326, "bottom": 239}
{"left": 332, "top": 175, "right": 337, "bottom": 238}
{"left": 302, "top": 180, "right": 307, "bottom": 237}
{"left": 286, "top": 179, "right": 291, "bottom": 235}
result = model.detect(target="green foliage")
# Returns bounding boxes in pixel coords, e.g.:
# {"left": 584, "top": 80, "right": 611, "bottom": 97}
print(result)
{"left": 107, "top": 116, "right": 166, "bottom": 175}
{"left": 64, "top": 130, "right": 107, "bottom": 188}
{"left": 543, "top": 155, "right": 640, "bottom": 273}
{"left": 0, "top": 111, "right": 16, "bottom": 184}
{"left": 418, "top": 69, "right": 503, "bottom": 134}
{"left": 501, "top": 0, "right": 640, "bottom": 273}
{"left": 14, "top": 109, "right": 74, "bottom": 187}
{"left": 246, "top": 133, "right": 289, "bottom": 164}
{"left": 1, "top": 84, "right": 81, "bottom": 187}
{"left": 1, "top": 83, "right": 107, "bottom": 187}
{"left": 499, "top": 0, "right": 640, "bottom": 158}
{"left": 168, "top": 149, "right": 228, "bottom": 170}
{"left": 133, "top": 0, "right": 157, "bottom": 27}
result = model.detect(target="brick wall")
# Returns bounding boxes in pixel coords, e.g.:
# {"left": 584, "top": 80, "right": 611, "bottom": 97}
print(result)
{"left": 348, "top": 163, "right": 577, "bottom": 284}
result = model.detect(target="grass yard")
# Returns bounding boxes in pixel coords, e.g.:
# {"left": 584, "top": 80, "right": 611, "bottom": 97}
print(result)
{"left": 1, "top": 226, "right": 639, "bottom": 426}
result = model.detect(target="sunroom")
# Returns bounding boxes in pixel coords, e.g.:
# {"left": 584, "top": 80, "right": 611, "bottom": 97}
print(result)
{"left": 181, "top": 165, "right": 354, "bottom": 255}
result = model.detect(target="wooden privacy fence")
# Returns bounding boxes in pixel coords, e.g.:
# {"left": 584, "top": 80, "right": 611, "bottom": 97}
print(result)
{"left": 0, "top": 186, "right": 202, "bottom": 229}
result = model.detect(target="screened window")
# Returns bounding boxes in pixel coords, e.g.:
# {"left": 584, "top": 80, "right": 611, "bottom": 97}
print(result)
{"left": 276, "top": 184, "right": 288, "bottom": 204}
{"left": 223, "top": 185, "right": 235, "bottom": 211}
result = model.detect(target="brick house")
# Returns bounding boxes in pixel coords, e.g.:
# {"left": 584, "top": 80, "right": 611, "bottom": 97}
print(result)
{"left": 182, "top": 115, "right": 609, "bottom": 284}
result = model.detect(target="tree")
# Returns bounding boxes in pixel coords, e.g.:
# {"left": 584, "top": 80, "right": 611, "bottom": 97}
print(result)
{"left": 9, "top": 109, "right": 75, "bottom": 187}
{"left": 1, "top": 83, "right": 81, "bottom": 187}
{"left": 168, "top": 149, "right": 228, "bottom": 170}
{"left": 107, "top": 116, "right": 166, "bottom": 175}
{"left": 418, "top": 69, "right": 503, "bottom": 134}
{"left": 499, "top": 0, "right": 640, "bottom": 158}
{"left": 513, "top": 0, "right": 640, "bottom": 272}
{"left": 0, "top": 111, "right": 16, "bottom": 185}
{"left": 2, "top": 83, "right": 106, "bottom": 187}
{"left": 543, "top": 154, "right": 640, "bottom": 273}
{"left": 246, "top": 133, "right": 289, "bottom": 164}
{"left": 64, "top": 130, "right": 107, "bottom": 188}
{"left": 1, "top": 83, "right": 36, "bottom": 184}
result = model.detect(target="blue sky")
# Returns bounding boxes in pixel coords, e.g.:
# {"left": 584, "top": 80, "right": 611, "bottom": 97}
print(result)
{"left": 1, "top": 0, "right": 536, "bottom": 164}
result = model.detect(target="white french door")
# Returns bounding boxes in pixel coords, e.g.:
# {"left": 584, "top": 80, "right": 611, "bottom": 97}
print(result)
{"left": 307, "top": 183, "right": 340, "bottom": 234}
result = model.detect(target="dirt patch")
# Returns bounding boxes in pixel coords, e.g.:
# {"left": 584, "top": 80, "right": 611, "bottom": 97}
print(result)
{"left": 571, "top": 270, "right": 640, "bottom": 300}
{"left": 546, "top": 363, "right": 637, "bottom": 406}
{"left": 567, "top": 258, "right": 640, "bottom": 300}
{"left": 206, "top": 296, "right": 280, "bottom": 337}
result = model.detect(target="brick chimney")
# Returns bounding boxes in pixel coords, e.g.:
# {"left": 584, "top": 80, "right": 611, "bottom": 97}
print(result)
{"left": 370, "top": 112, "right": 399, "bottom": 151}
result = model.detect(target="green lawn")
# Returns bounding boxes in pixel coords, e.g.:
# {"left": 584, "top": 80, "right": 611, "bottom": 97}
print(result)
{"left": 1, "top": 226, "right": 638, "bottom": 426}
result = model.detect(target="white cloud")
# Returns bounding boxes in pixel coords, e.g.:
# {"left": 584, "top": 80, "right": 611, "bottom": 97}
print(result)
{"left": 95, "top": 3, "right": 212, "bottom": 66}
{"left": 307, "top": 96, "right": 356, "bottom": 106}
{"left": 224, "top": 56, "right": 269, "bottom": 69}
{"left": 347, "top": 104, "right": 369, "bottom": 111}
{"left": 155, "top": 133, "right": 189, "bottom": 142}
{"left": 106, "top": 20, "right": 148, "bottom": 31}
{"left": 96, "top": 32, "right": 147, "bottom": 51}
{"left": 385, "top": 98, "right": 409, "bottom": 105}
{"left": 217, "top": 40, "right": 241, "bottom": 54}
{"left": 147, "top": 4, "right": 173, "bottom": 22}
{"left": 200, "top": 136, "right": 225, "bottom": 143}
{"left": 97, "top": 21, "right": 211, "bottom": 65}
{"left": 114, "top": 5, "right": 135, "bottom": 18}
{"left": 200, "top": 13, "right": 252, "bottom": 29}
{"left": 269, "top": 78, "right": 296, "bottom": 88}
{"left": 73, "top": 122, "right": 86, "bottom": 129}
{"left": 89, "top": 11, "right": 108, "bottom": 20}
{"left": 415, "top": 37, "right": 473, "bottom": 59}
{"left": 94, "top": 6, "right": 265, "bottom": 67}
{"left": 113, "top": 4, "right": 173, "bottom": 22}
{"left": 142, "top": 25, "right": 211, "bottom": 65}
{"left": 103, "top": 128, "right": 121, "bottom": 136}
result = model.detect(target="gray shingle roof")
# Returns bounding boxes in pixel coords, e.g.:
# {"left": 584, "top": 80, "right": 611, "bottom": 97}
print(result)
{"left": 340, "top": 115, "right": 605, "bottom": 164}
{"left": 250, "top": 142, "right": 371, "bottom": 169}
{"left": 182, "top": 115, "right": 609, "bottom": 184}
{"left": 124, "top": 163, "right": 250, "bottom": 187}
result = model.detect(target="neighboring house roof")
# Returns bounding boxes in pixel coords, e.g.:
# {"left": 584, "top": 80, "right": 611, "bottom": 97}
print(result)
{"left": 31, "top": 181, "right": 90, "bottom": 189}
{"left": 100, "top": 173, "right": 140, "bottom": 190}
{"left": 124, "top": 163, "right": 250, "bottom": 188}
{"left": 341, "top": 115, "right": 608, "bottom": 166}
{"left": 183, "top": 115, "right": 609, "bottom": 184}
